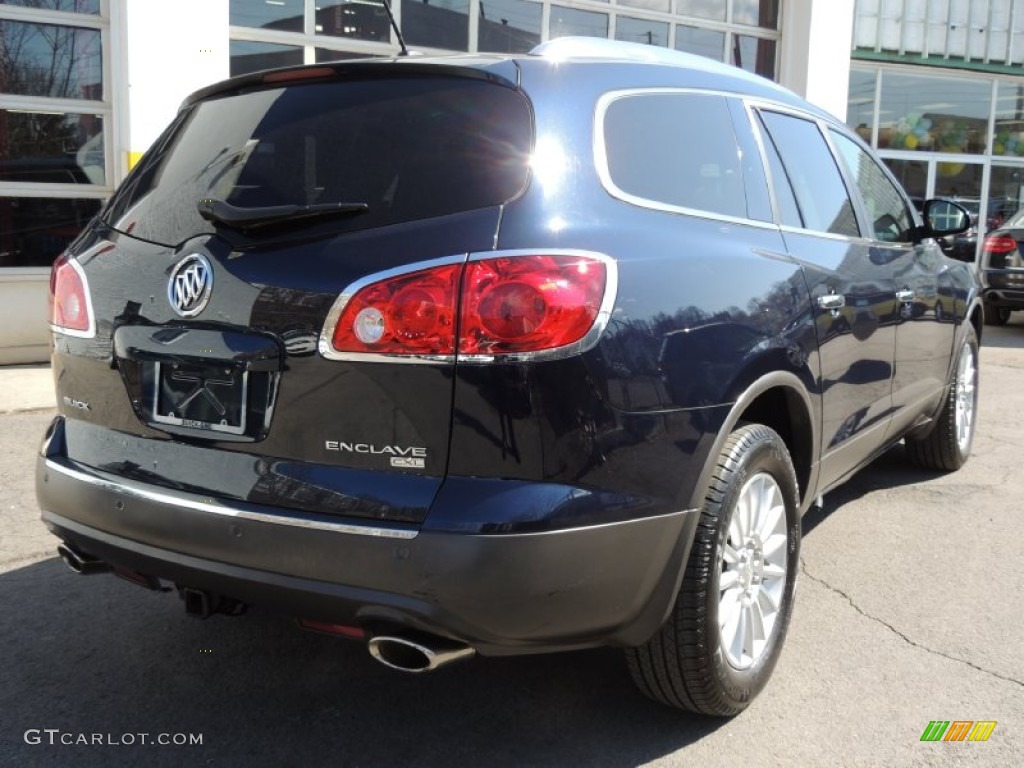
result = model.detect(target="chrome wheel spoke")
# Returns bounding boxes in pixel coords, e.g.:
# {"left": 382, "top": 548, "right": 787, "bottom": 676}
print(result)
{"left": 761, "top": 532, "right": 787, "bottom": 559}
{"left": 731, "top": 603, "right": 749, "bottom": 662}
{"left": 721, "top": 591, "right": 742, "bottom": 635}
{"left": 749, "top": 596, "right": 767, "bottom": 646}
{"left": 722, "top": 542, "right": 741, "bottom": 565}
{"left": 762, "top": 562, "right": 786, "bottom": 582}
{"left": 720, "top": 569, "right": 740, "bottom": 591}
{"left": 757, "top": 585, "right": 780, "bottom": 615}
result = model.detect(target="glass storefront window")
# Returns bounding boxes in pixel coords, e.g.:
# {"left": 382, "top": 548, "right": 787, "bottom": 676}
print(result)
{"left": 675, "top": 25, "right": 724, "bottom": 60}
{"left": 315, "top": 48, "right": 379, "bottom": 62}
{"left": 0, "top": 0, "right": 98, "bottom": 12}
{"left": 676, "top": 0, "right": 724, "bottom": 22}
{"left": 549, "top": 6, "right": 608, "bottom": 40}
{"left": 617, "top": 0, "right": 670, "bottom": 13}
{"left": 989, "top": 165, "right": 1024, "bottom": 226}
{"left": 933, "top": 161, "right": 983, "bottom": 209}
{"left": 316, "top": 1, "right": 390, "bottom": 43}
{"left": 733, "top": 34, "right": 775, "bottom": 79}
{"left": 846, "top": 68, "right": 877, "bottom": 144}
{"left": 733, "top": 0, "right": 779, "bottom": 29}
{"left": 993, "top": 81, "right": 1024, "bottom": 159}
{"left": 229, "top": 40, "right": 304, "bottom": 76}
{"left": 0, "top": 110, "right": 104, "bottom": 185}
{"left": 877, "top": 72, "right": 990, "bottom": 155}
{"left": 0, "top": 22, "right": 102, "bottom": 100}
{"left": 229, "top": 0, "right": 304, "bottom": 32}
{"left": 478, "top": 0, "right": 541, "bottom": 54}
{"left": 402, "top": 0, "right": 469, "bottom": 51}
{"left": 0, "top": 196, "right": 101, "bottom": 268}
{"left": 615, "top": 16, "right": 669, "bottom": 48}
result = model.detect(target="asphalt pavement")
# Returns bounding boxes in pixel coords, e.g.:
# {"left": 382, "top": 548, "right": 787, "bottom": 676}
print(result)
{"left": 1, "top": 326, "right": 1022, "bottom": 767}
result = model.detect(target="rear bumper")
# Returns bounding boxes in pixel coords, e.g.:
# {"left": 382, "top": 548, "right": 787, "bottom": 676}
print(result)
{"left": 37, "top": 452, "right": 700, "bottom": 655}
{"left": 983, "top": 271, "right": 1024, "bottom": 308}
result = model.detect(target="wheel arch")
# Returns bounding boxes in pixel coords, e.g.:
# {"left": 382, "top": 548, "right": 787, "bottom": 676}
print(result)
{"left": 685, "top": 370, "right": 820, "bottom": 515}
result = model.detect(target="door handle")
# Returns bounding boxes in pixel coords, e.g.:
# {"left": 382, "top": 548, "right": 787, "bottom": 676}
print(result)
{"left": 817, "top": 293, "right": 845, "bottom": 314}
{"left": 896, "top": 288, "right": 915, "bottom": 303}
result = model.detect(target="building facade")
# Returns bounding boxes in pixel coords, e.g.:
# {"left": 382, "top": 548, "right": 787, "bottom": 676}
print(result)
{"left": 847, "top": 0, "right": 1024, "bottom": 257}
{"left": 1, "top": 0, "right": 853, "bottom": 362}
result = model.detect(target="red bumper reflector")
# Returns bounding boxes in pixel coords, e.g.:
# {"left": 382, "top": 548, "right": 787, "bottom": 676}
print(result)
{"left": 298, "top": 619, "right": 366, "bottom": 639}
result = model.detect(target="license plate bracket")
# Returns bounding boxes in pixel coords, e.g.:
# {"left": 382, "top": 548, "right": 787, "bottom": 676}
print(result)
{"left": 150, "top": 361, "right": 248, "bottom": 436}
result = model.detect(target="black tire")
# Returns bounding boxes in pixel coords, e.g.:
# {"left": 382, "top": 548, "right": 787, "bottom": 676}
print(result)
{"left": 905, "top": 325, "right": 979, "bottom": 471}
{"left": 984, "top": 304, "right": 1010, "bottom": 325}
{"left": 625, "top": 424, "right": 801, "bottom": 716}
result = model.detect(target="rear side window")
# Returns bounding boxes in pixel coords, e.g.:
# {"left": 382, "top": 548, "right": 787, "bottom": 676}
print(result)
{"left": 757, "top": 110, "right": 860, "bottom": 238}
{"left": 102, "top": 76, "right": 533, "bottom": 245}
{"left": 600, "top": 92, "right": 749, "bottom": 220}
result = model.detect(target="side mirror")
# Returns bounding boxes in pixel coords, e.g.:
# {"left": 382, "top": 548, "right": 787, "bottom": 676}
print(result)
{"left": 921, "top": 199, "right": 971, "bottom": 238}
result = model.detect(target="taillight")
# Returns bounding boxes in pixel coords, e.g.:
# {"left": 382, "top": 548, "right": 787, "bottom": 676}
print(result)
{"left": 983, "top": 235, "right": 1018, "bottom": 254}
{"left": 328, "top": 263, "right": 461, "bottom": 356}
{"left": 459, "top": 254, "right": 607, "bottom": 356}
{"left": 49, "top": 252, "right": 95, "bottom": 337}
{"left": 322, "top": 252, "right": 612, "bottom": 361}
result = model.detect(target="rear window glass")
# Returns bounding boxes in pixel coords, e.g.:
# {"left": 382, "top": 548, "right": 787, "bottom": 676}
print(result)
{"left": 102, "top": 75, "right": 533, "bottom": 245}
{"left": 601, "top": 92, "right": 747, "bottom": 220}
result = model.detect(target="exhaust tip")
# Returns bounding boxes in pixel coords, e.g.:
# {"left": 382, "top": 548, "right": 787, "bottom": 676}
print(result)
{"left": 368, "top": 635, "right": 474, "bottom": 673}
{"left": 57, "top": 544, "right": 109, "bottom": 575}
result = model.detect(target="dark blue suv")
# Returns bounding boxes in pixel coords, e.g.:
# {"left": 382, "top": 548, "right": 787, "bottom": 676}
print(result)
{"left": 38, "top": 38, "right": 980, "bottom": 715}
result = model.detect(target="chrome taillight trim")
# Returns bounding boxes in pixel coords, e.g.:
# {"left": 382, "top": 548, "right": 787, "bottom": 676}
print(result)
{"left": 458, "top": 248, "right": 618, "bottom": 365}
{"left": 318, "top": 249, "right": 618, "bottom": 365}
{"left": 318, "top": 253, "right": 467, "bottom": 364}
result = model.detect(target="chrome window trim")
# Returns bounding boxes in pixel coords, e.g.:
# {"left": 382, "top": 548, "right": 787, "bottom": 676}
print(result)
{"left": 44, "top": 459, "right": 419, "bottom": 540}
{"left": 748, "top": 102, "right": 869, "bottom": 241}
{"left": 592, "top": 87, "right": 779, "bottom": 232}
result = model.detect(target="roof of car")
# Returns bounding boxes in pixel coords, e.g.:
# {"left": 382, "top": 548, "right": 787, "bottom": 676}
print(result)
{"left": 183, "top": 37, "right": 825, "bottom": 122}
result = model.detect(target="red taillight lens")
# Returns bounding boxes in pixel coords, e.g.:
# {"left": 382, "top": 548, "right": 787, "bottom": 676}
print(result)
{"left": 49, "top": 252, "right": 94, "bottom": 335}
{"left": 330, "top": 264, "right": 461, "bottom": 355}
{"left": 983, "top": 235, "right": 1018, "bottom": 254}
{"left": 325, "top": 253, "right": 610, "bottom": 359}
{"left": 459, "top": 255, "right": 607, "bottom": 355}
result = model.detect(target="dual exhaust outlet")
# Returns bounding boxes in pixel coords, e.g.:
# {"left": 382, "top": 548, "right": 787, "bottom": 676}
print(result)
{"left": 56, "top": 544, "right": 475, "bottom": 673}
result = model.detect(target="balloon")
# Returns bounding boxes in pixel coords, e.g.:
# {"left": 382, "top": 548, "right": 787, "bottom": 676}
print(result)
{"left": 905, "top": 134, "right": 919, "bottom": 149}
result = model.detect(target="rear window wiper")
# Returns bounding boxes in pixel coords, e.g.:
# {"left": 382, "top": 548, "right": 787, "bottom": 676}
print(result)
{"left": 197, "top": 199, "right": 369, "bottom": 231}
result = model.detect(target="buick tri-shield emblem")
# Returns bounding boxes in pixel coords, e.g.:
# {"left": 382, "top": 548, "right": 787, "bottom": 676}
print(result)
{"left": 168, "top": 254, "right": 213, "bottom": 317}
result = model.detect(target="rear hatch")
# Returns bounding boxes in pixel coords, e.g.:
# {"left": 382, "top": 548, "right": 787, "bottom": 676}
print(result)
{"left": 52, "top": 61, "right": 532, "bottom": 524}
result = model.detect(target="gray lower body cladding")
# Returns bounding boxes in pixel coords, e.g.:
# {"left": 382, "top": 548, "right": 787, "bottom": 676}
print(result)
{"left": 37, "top": 452, "right": 700, "bottom": 655}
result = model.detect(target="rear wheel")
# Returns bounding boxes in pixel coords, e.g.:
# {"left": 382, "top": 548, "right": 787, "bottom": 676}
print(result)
{"left": 625, "top": 424, "right": 800, "bottom": 715}
{"left": 905, "top": 325, "right": 979, "bottom": 471}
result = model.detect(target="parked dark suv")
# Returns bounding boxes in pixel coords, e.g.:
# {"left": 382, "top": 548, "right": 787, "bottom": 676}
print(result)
{"left": 981, "top": 206, "right": 1024, "bottom": 325}
{"left": 38, "top": 38, "right": 981, "bottom": 716}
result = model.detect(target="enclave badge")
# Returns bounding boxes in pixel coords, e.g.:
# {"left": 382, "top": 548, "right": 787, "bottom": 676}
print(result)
{"left": 168, "top": 254, "right": 213, "bottom": 317}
